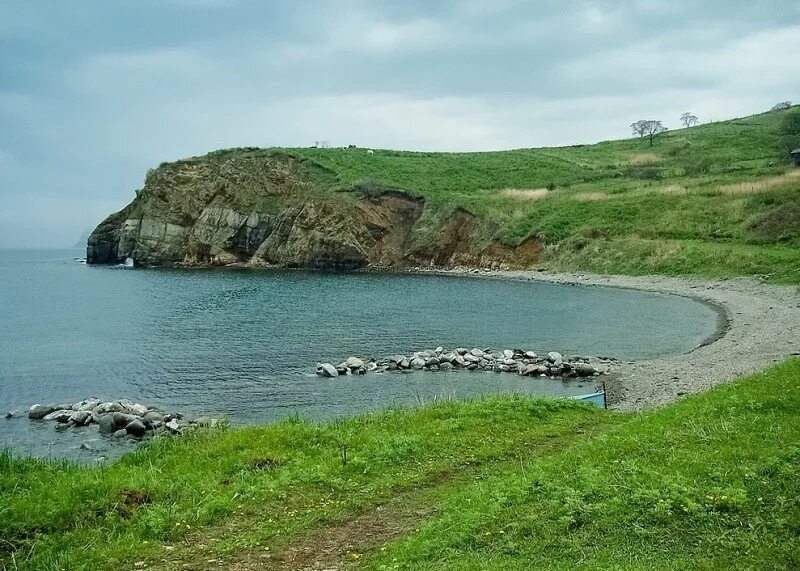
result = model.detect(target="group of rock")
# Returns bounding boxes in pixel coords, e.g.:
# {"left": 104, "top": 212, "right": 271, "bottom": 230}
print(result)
{"left": 316, "top": 347, "right": 616, "bottom": 378}
{"left": 21, "top": 398, "right": 217, "bottom": 439}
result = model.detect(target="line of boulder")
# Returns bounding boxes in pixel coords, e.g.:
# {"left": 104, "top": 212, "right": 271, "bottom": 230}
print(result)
{"left": 22, "top": 398, "right": 220, "bottom": 439}
{"left": 317, "top": 347, "right": 617, "bottom": 378}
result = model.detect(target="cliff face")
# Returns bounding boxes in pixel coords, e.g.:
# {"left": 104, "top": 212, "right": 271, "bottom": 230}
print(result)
{"left": 87, "top": 150, "right": 540, "bottom": 269}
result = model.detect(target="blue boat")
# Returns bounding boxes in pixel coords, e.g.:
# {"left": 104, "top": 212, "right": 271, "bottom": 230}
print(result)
{"left": 571, "top": 391, "right": 606, "bottom": 409}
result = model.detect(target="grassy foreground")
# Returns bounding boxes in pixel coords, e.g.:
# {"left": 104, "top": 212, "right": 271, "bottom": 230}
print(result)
{"left": 2, "top": 360, "right": 799, "bottom": 569}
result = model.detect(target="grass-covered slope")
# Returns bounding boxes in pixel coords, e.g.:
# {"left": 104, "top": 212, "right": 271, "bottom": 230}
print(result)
{"left": 283, "top": 106, "right": 800, "bottom": 281}
{"left": 2, "top": 360, "right": 799, "bottom": 570}
{"left": 91, "top": 106, "right": 800, "bottom": 278}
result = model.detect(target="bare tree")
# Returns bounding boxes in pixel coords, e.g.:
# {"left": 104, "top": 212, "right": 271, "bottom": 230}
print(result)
{"left": 313, "top": 140, "right": 330, "bottom": 149}
{"left": 680, "top": 112, "right": 699, "bottom": 128}
{"left": 630, "top": 120, "right": 668, "bottom": 146}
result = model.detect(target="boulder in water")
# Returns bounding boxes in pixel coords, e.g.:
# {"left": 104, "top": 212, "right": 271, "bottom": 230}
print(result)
{"left": 28, "top": 404, "right": 56, "bottom": 420}
{"left": 43, "top": 409, "right": 73, "bottom": 423}
{"left": 345, "top": 356, "right": 365, "bottom": 369}
{"left": 125, "top": 419, "right": 147, "bottom": 437}
{"left": 317, "top": 363, "right": 339, "bottom": 378}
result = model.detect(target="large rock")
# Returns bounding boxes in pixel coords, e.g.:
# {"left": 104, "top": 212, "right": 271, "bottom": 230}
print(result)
{"left": 98, "top": 414, "right": 117, "bottom": 434}
{"left": 28, "top": 404, "right": 56, "bottom": 420}
{"left": 128, "top": 403, "right": 149, "bottom": 417}
{"left": 95, "top": 401, "right": 124, "bottom": 414}
{"left": 345, "top": 357, "right": 365, "bottom": 369}
{"left": 410, "top": 357, "right": 426, "bottom": 369}
{"left": 79, "top": 400, "right": 101, "bottom": 411}
{"left": 547, "top": 351, "right": 563, "bottom": 366}
{"left": 43, "top": 409, "right": 73, "bottom": 423}
{"left": 142, "top": 411, "right": 165, "bottom": 427}
{"left": 318, "top": 363, "right": 339, "bottom": 378}
{"left": 69, "top": 410, "right": 92, "bottom": 426}
{"left": 98, "top": 412, "right": 135, "bottom": 434}
{"left": 125, "top": 419, "right": 147, "bottom": 437}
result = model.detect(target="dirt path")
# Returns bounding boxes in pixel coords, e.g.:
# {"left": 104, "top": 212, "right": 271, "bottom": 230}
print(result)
{"left": 227, "top": 498, "right": 431, "bottom": 571}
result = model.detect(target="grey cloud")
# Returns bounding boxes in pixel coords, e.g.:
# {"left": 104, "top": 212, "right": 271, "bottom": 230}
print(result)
{"left": 0, "top": 0, "right": 798, "bottom": 247}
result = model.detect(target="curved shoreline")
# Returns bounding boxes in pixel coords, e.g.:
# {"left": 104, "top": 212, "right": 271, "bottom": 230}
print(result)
{"left": 92, "top": 260, "right": 798, "bottom": 412}
{"left": 403, "top": 268, "right": 800, "bottom": 411}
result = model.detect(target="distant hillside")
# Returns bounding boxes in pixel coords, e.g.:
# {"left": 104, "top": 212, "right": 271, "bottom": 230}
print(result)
{"left": 72, "top": 228, "right": 92, "bottom": 249}
{"left": 88, "top": 106, "right": 800, "bottom": 282}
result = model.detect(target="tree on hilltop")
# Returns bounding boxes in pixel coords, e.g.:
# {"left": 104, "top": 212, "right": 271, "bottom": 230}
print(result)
{"left": 680, "top": 112, "right": 699, "bottom": 127}
{"left": 631, "top": 120, "right": 668, "bottom": 146}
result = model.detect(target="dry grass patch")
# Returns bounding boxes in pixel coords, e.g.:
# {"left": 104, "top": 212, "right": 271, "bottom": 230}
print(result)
{"left": 500, "top": 188, "right": 550, "bottom": 201}
{"left": 717, "top": 169, "right": 800, "bottom": 195}
{"left": 574, "top": 192, "right": 609, "bottom": 201}
{"left": 627, "top": 153, "right": 660, "bottom": 166}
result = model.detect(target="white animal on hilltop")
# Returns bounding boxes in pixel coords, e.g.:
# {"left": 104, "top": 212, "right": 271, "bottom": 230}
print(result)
{"left": 366, "top": 149, "right": 374, "bottom": 155}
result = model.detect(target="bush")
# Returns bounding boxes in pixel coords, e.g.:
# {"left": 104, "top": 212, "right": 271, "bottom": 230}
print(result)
{"left": 778, "top": 109, "right": 800, "bottom": 159}
{"left": 623, "top": 166, "right": 662, "bottom": 180}
{"left": 682, "top": 158, "right": 713, "bottom": 176}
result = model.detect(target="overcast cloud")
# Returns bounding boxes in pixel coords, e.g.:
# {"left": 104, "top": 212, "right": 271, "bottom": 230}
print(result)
{"left": 1, "top": 0, "right": 799, "bottom": 247}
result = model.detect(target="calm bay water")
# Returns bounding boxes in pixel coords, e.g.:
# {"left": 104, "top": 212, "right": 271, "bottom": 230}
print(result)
{"left": 0, "top": 249, "right": 720, "bottom": 459}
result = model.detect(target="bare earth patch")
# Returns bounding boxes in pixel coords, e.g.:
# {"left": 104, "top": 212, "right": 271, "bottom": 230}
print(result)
{"left": 500, "top": 188, "right": 550, "bottom": 200}
{"left": 226, "top": 503, "right": 430, "bottom": 571}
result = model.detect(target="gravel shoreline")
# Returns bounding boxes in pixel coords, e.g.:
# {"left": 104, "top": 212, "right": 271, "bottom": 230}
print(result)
{"left": 408, "top": 268, "right": 800, "bottom": 411}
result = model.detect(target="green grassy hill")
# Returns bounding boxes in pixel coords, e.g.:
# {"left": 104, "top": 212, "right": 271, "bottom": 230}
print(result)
{"left": 280, "top": 106, "right": 800, "bottom": 281}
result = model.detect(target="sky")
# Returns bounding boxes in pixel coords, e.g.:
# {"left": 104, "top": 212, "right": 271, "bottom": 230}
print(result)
{"left": 1, "top": 1, "right": 799, "bottom": 248}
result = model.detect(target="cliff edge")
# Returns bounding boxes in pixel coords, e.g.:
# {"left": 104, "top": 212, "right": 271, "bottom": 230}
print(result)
{"left": 87, "top": 149, "right": 540, "bottom": 269}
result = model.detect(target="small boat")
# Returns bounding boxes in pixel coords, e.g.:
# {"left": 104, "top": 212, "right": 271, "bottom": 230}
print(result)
{"left": 571, "top": 391, "right": 607, "bottom": 409}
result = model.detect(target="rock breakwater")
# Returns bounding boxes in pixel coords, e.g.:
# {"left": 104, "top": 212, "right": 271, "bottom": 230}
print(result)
{"left": 316, "top": 347, "right": 616, "bottom": 378}
{"left": 24, "top": 398, "right": 220, "bottom": 439}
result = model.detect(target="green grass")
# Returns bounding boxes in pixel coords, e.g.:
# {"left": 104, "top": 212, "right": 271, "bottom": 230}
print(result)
{"left": 132, "top": 106, "right": 800, "bottom": 280}
{"left": 281, "top": 107, "right": 800, "bottom": 281}
{"left": 2, "top": 360, "right": 800, "bottom": 569}
{"left": 0, "top": 397, "right": 618, "bottom": 570}
{"left": 364, "top": 359, "right": 800, "bottom": 570}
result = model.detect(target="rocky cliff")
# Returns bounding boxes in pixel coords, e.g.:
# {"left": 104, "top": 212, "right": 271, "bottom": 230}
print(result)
{"left": 87, "top": 149, "right": 540, "bottom": 269}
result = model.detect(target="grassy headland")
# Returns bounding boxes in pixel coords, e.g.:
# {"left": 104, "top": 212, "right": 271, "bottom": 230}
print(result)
{"left": 284, "top": 106, "right": 800, "bottom": 281}
{"left": 2, "top": 360, "right": 799, "bottom": 569}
